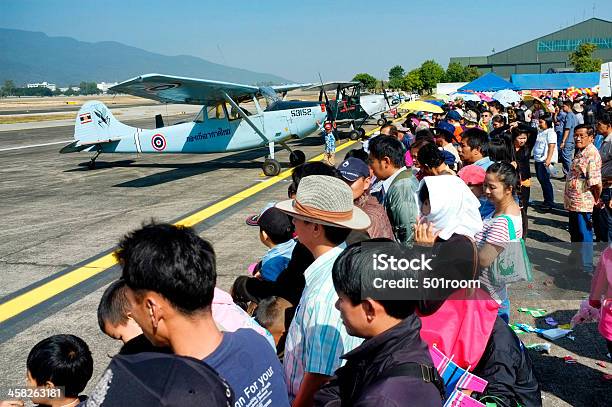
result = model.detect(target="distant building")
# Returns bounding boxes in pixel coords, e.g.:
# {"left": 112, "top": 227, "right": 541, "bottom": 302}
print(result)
{"left": 58, "top": 86, "right": 81, "bottom": 93}
{"left": 26, "top": 81, "right": 56, "bottom": 91}
{"left": 96, "top": 82, "right": 118, "bottom": 93}
{"left": 450, "top": 18, "right": 612, "bottom": 78}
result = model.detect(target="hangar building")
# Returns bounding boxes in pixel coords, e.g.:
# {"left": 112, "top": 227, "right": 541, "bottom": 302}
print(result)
{"left": 450, "top": 18, "right": 612, "bottom": 78}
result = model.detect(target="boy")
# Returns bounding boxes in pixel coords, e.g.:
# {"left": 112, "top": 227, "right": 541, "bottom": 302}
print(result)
{"left": 98, "top": 279, "right": 167, "bottom": 355}
{"left": 25, "top": 334, "right": 93, "bottom": 407}
{"left": 252, "top": 206, "right": 296, "bottom": 282}
{"left": 323, "top": 122, "right": 336, "bottom": 166}
{"left": 315, "top": 241, "right": 443, "bottom": 406}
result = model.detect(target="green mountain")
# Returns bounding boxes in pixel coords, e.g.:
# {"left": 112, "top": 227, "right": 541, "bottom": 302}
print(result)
{"left": 0, "top": 28, "right": 291, "bottom": 86}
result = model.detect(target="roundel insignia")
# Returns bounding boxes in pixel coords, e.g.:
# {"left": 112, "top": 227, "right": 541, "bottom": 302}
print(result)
{"left": 151, "top": 134, "right": 166, "bottom": 151}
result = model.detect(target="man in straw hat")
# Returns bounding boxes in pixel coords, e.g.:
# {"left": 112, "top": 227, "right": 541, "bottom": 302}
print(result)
{"left": 276, "top": 175, "right": 371, "bottom": 406}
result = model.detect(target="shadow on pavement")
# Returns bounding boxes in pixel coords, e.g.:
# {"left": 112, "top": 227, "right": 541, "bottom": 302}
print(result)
{"left": 528, "top": 348, "right": 611, "bottom": 407}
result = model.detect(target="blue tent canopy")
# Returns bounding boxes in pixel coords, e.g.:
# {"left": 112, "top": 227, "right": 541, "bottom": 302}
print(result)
{"left": 458, "top": 72, "right": 518, "bottom": 92}
{"left": 511, "top": 73, "right": 599, "bottom": 90}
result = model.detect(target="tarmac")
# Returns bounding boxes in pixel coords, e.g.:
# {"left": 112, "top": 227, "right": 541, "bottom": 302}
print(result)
{"left": 0, "top": 106, "right": 611, "bottom": 406}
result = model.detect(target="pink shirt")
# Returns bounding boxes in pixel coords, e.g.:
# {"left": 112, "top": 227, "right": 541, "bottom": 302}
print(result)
{"left": 212, "top": 288, "right": 275, "bottom": 348}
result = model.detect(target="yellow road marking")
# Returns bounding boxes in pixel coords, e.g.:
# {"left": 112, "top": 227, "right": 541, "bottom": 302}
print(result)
{"left": 0, "top": 123, "right": 387, "bottom": 324}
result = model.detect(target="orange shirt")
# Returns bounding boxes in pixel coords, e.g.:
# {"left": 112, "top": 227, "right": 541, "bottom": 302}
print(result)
{"left": 453, "top": 125, "right": 463, "bottom": 143}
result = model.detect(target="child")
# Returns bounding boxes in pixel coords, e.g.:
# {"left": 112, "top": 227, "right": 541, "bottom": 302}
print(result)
{"left": 323, "top": 121, "right": 336, "bottom": 166}
{"left": 254, "top": 296, "right": 293, "bottom": 361}
{"left": 458, "top": 164, "right": 495, "bottom": 220}
{"left": 590, "top": 244, "right": 612, "bottom": 359}
{"left": 27, "top": 334, "right": 93, "bottom": 406}
{"left": 98, "top": 279, "right": 168, "bottom": 355}
{"left": 251, "top": 206, "right": 296, "bottom": 282}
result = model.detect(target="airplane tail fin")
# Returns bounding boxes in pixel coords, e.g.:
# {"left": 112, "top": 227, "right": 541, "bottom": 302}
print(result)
{"left": 63, "top": 101, "right": 135, "bottom": 152}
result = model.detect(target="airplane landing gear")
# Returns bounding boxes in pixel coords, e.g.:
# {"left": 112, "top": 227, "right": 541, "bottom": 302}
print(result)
{"left": 289, "top": 150, "right": 306, "bottom": 167}
{"left": 377, "top": 117, "right": 386, "bottom": 126}
{"left": 263, "top": 159, "right": 281, "bottom": 176}
{"left": 87, "top": 150, "right": 101, "bottom": 170}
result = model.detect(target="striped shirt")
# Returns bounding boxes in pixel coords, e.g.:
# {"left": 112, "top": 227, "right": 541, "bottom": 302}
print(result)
{"left": 283, "top": 243, "right": 362, "bottom": 402}
{"left": 475, "top": 215, "right": 522, "bottom": 303}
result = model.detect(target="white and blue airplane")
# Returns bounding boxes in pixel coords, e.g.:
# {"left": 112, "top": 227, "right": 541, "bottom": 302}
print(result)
{"left": 60, "top": 73, "right": 326, "bottom": 176}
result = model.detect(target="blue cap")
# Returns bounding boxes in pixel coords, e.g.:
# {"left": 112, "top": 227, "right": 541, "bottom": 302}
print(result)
{"left": 434, "top": 121, "right": 455, "bottom": 138}
{"left": 446, "top": 110, "right": 462, "bottom": 121}
{"left": 338, "top": 157, "right": 370, "bottom": 182}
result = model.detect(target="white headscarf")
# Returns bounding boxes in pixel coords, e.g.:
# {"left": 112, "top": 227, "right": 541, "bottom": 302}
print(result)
{"left": 417, "top": 175, "right": 483, "bottom": 240}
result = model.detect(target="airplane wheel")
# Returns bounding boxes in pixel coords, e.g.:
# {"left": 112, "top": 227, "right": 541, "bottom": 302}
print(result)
{"left": 394, "top": 113, "right": 400, "bottom": 119}
{"left": 357, "top": 128, "right": 366, "bottom": 138}
{"left": 377, "top": 118, "right": 386, "bottom": 126}
{"left": 263, "top": 159, "right": 281, "bottom": 176}
{"left": 349, "top": 130, "right": 360, "bottom": 141}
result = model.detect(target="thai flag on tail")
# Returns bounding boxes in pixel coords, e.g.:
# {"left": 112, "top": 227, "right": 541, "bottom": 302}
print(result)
{"left": 430, "top": 344, "right": 488, "bottom": 398}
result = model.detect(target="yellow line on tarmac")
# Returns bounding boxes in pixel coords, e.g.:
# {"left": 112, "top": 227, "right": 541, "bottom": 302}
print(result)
{"left": 0, "top": 125, "right": 385, "bottom": 324}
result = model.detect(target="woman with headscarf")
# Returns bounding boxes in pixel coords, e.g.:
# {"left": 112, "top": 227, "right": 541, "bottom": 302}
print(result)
{"left": 413, "top": 174, "right": 484, "bottom": 304}
{"left": 413, "top": 175, "right": 541, "bottom": 407}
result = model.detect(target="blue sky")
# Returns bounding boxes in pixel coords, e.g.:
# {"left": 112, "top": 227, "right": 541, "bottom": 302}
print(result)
{"left": 1, "top": 0, "right": 611, "bottom": 82}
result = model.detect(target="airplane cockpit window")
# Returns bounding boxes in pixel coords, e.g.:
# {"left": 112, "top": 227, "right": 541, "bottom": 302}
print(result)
{"left": 207, "top": 104, "right": 226, "bottom": 120}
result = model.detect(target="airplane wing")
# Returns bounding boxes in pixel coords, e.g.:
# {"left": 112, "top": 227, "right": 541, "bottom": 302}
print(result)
{"left": 110, "top": 74, "right": 262, "bottom": 105}
{"left": 305, "top": 81, "right": 360, "bottom": 92}
{"left": 110, "top": 74, "right": 311, "bottom": 105}
{"left": 271, "top": 83, "right": 312, "bottom": 93}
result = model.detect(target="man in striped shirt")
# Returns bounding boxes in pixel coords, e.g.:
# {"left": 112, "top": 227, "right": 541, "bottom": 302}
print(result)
{"left": 276, "top": 175, "right": 371, "bottom": 406}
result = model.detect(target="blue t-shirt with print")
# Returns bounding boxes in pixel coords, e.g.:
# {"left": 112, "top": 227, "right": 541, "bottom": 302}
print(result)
{"left": 204, "top": 329, "right": 289, "bottom": 407}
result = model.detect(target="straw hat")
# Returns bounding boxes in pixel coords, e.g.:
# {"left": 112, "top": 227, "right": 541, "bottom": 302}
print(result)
{"left": 275, "top": 175, "right": 371, "bottom": 230}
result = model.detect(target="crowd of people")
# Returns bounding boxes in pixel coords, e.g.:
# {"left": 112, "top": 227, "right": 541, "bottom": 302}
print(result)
{"left": 3, "top": 92, "right": 612, "bottom": 407}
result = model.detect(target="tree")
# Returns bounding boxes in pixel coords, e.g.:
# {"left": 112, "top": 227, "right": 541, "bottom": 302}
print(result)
{"left": 352, "top": 73, "right": 378, "bottom": 91}
{"left": 78, "top": 81, "right": 101, "bottom": 95}
{"left": 419, "top": 60, "right": 446, "bottom": 93}
{"left": 464, "top": 66, "right": 480, "bottom": 81}
{"left": 445, "top": 62, "right": 467, "bottom": 82}
{"left": 388, "top": 65, "right": 405, "bottom": 90}
{"left": 402, "top": 69, "right": 423, "bottom": 93}
{"left": 2, "top": 80, "right": 16, "bottom": 96}
{"left": 569, "top": 43, "right": 603, "bottom": 73}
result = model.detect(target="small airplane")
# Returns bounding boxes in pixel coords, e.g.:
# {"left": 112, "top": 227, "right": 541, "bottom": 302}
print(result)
{"left": 60, "top": 73, "right": 326, "bottom": 176}
{"left": 308, "top": 81, "right": 398, "bottom": 140}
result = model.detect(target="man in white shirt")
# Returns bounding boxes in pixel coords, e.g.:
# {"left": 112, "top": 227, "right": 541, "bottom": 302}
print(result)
{"left": 276, "top": 175, "right": 371, "bottom": 406}
{"left": 533, "top": 114, "right": 558, "bottom": 211}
